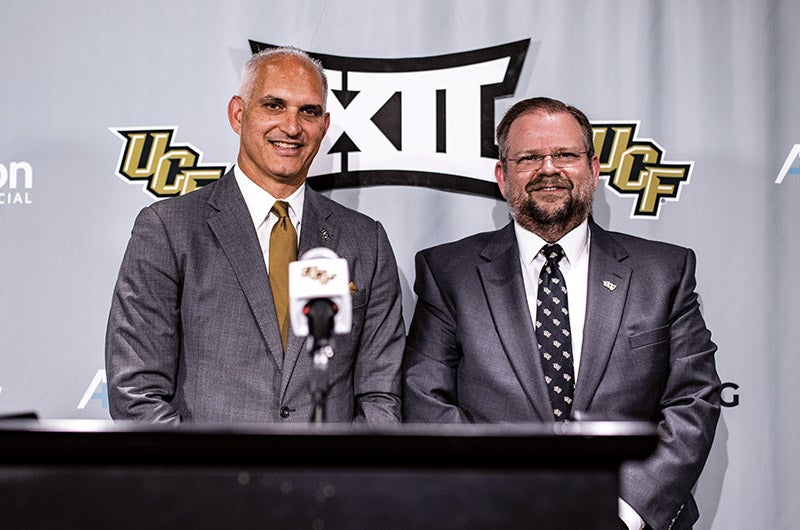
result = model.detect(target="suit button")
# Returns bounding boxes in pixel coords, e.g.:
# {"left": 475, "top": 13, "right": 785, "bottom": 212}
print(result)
{"left": 280, "top": 406, "right": 291, "bottom": 419}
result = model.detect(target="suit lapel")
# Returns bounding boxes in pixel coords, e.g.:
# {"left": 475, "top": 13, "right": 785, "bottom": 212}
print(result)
{"left": 478, "top": 224, "right": 553, "bottom": 421}
{"left": 572, "top": 220, "right": 631, "bottom": 412}
{"left": 280, "top": 187, "right": 336, "bottom": 398}
{"left": 206, "top": 171, "right": 285, "bottom": 370}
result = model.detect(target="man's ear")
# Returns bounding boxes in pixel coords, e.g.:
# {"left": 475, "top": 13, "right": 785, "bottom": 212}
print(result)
{"left": 494, "top": 160, "right": 508, "bottom": 200}
{"left": 590, "top": 154, "right": 601, "bottom": 186}
{"left": 227, "top": 95, "right": 244, "bottom": 135}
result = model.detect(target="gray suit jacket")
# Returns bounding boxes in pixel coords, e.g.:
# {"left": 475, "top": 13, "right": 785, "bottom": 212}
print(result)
{"left": 402, "top": 219, "right": 720, "bottom": 530}
{"left": 106, "top": 171, "right": 404, "bottom": 424}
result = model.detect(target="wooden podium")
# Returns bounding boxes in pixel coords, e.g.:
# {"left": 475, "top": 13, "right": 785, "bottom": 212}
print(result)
{"left": 0, "top": 420, "right": 655, "bottom": 529}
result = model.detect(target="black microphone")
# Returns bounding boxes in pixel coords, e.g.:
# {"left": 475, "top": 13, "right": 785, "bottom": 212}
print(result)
{"left": 289, "top": 247, "right": 352, "bottom": 341}
{"left": 303, "top": 298, "right": 338, "bottom": 345}
{"left": 288, "top": 247, "right": 352, "bottom": 423}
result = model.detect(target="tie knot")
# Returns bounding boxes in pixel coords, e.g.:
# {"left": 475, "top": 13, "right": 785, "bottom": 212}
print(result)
{"left": 271, "top": 200, "right": 291, "bottom": 219}
{"left": 541, "top": 244, "right": 566, "bottom": 264}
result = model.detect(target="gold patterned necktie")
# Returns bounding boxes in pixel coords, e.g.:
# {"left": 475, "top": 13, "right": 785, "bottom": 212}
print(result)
{"left": 269, "top": 200, "right": 297, "bottom": 349}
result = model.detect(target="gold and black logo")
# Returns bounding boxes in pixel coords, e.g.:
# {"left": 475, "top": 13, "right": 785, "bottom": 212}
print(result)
{"left": 593, "top": 122, "right": 692, "bottom": 218}
{"left": 111, "top": 122, "right": 692, "bottom": 219}
{"left": 302, "top": 266, "right": 337, "bottom": 286}
{"left": 111, "top": 128, "right": 227, "bottom": 198}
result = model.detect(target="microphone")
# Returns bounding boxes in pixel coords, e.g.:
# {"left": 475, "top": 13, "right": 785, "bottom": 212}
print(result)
{"left": 288, "top": 247, "right": 352, "bottom": 341}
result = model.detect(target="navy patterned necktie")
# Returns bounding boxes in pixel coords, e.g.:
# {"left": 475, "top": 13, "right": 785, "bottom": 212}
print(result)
{"left": 535, "top": 244, "right": 575, "bottom": 421}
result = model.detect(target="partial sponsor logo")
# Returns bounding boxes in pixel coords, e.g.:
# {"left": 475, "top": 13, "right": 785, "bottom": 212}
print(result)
{"left": 0, "top": 160, "right": 33, "bottom": 206}
{"left": 77, "top": 369, "right": 108, "bottom": 410}
{"left": 775, "top": 144, "right": 800, "bottom": 184}
{"left": 111, "top": 41, "right": 694, "bottom": 218}
{"left": 720, "top": 381, "right": 740, "bottom": 408}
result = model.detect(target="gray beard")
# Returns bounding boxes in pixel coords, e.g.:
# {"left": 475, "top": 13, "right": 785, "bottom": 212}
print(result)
{"left": 524, "top": 195, "right": 587, "bottom": 225}
{"left": 508, "top": 192, "right": 592, "bottom": 240}
{"left": 502, "top": 169, "right": 597, "bottom": 240}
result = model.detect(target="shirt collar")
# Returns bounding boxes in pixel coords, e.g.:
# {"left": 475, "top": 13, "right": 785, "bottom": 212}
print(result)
{"left": 234, "top": 165, "right": 305, "bottom": 229}
{"left": 514, "top": 218, "right": 590, "bottom": 266}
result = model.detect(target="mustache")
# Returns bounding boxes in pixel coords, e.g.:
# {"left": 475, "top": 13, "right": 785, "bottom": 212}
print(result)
{"left": 524, "top": 175, "right": 574, "bottom": 193}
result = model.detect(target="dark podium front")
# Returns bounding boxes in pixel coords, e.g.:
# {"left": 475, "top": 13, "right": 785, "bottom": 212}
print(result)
{"left": 0, "top": 420, "right": 656, "bottom": 529}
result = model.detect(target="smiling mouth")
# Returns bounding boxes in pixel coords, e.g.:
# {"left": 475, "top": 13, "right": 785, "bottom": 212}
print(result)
{"left": 527, "top": 180, "right": 572, "bottom": 193}
{"left": 270, "top": 140, "right": 302, "bottom": 150}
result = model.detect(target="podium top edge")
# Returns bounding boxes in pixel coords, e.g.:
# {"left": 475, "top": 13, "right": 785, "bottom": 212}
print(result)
{"left": 0, "top": 418, "right": 657, "bottom": 438}
{"left": 0, "top": 420, "right": 658, "bottom": 467}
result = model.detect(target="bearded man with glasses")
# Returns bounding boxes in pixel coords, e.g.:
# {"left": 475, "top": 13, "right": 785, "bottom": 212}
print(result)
{"left": 402, "top": 97, "right": 720, "bottom": 530}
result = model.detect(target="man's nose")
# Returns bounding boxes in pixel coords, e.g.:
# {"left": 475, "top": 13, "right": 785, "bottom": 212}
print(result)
{"left": 280, "top": 111, "right": 301, "bottom": 136}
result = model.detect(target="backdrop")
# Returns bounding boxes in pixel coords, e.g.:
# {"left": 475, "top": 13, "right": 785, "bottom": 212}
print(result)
{"left": 2, "top": 1, "right": 798, "bottom": 528}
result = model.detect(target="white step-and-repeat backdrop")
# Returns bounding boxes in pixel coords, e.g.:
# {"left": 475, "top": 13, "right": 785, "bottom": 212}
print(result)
{"left": 2, "top": 1, "right": 798, "bottom": 527}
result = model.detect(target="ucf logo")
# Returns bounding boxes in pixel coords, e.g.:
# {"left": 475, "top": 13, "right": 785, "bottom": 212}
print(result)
{"left": 593, "top": 122, "right": 692, "bottom": 218}
{"left": 111, "top": 41, "right": 693, "bottom": 218}
{"left": 111, "top": 127, "right": 227, "bottom": 197}
{"left": 302, "top": 266, "right": 337, "bottom": 285}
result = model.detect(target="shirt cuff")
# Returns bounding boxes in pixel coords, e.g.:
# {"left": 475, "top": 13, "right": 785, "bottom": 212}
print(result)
{"left": 618, "top": 497, "right": 645, "bottom": 530}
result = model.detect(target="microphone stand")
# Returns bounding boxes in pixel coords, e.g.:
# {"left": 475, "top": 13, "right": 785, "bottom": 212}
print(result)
{"left": 304, "top": 299, "right": 337, "bottom": 424}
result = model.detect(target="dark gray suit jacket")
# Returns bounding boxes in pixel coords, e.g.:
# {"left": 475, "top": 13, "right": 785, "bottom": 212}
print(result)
{"left": 402, "top": 219, "right": 720, "bottom": 530}
{"left": 106, "top": 171, "right": 404, "bottom": 424}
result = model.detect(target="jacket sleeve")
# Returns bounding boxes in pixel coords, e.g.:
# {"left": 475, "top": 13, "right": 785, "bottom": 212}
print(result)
{"left": 351, "top": 221, "right": 405, "bottom": 423}
{"left": 105, "top": 206, "right": 182, "bottom": 424}
{"left": 620, "top": 248, "right": 720, "bottom": 529}
{"left": 402, "top": 249, "right": 470, "bottom": 423}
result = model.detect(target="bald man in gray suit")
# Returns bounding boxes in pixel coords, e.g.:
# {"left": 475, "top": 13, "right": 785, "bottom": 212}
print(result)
{"left": 106, "top": 47, "right": 403, "bottom": 424}
{"left": 403, "top": 97, "right": 720, "bottom": 530}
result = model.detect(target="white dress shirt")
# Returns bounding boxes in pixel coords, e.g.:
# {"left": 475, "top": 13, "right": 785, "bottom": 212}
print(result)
{"left": 515, "top": 219, "right": 590, "bottom": 382}
{"left": 234, "top": 166, "right": 303, "bottom": 273}
{"left": 514, "top": 219, "right": 645, "bottom": 530}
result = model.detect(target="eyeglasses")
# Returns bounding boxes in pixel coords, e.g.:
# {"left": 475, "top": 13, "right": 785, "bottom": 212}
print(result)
{"left": 503, "top": 151, "right": 588, "bottom": 172}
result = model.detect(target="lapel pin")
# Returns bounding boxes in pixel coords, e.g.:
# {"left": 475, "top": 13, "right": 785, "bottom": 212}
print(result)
{"left": 319, "top": 228, "right": 331, "bottom": 241}
{"left": 602, "top": 280, "right": 617, "bottom": 291}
